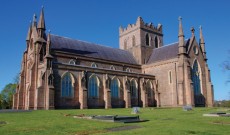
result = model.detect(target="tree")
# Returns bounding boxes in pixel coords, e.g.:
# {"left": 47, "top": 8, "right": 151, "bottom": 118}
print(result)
{"left": 221, "top": 51, "right": 230, "bottom": 99}
{"left": 0, "top": 83, "right": 17, "bottom": 109}
{"left": 0, "top": 94, "right": 2, "bottom": 109}
{"left": 222, "top": 60, "right": 230, "bottom": 83}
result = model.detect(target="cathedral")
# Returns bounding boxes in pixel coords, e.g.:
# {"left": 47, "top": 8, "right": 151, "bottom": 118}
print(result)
{"left": 13, "top": 8, "right": 214, "bottom": 110}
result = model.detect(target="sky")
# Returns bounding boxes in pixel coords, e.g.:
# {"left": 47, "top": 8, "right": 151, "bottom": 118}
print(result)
{"left": 0, "top": 0, "right": 229, "bottom": 100}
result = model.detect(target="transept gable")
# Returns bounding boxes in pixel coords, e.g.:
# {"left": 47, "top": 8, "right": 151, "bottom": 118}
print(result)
{"left": 187, "top": 36, "right": 205, "bottom": 61}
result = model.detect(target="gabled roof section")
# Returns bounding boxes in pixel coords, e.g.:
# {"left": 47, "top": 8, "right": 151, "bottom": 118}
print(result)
{"left": 147, "top": 40, "right": 190, "bottom": 64}
{"left": 50, "top": 35, "right": 138, "bottom": 64}
{"left": 147, "top": 43, "right": 179, "bottom": 64}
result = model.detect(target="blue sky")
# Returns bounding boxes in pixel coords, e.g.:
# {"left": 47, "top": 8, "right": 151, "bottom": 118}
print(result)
{"left": 0, "top": 0, "right": 229, "bottom": 100}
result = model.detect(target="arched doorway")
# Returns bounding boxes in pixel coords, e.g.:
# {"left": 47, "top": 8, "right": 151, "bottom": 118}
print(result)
{"left": 192, "top": 60, "right": 205, "bottom": 106}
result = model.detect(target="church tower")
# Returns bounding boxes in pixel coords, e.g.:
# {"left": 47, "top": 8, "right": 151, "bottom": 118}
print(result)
{"left": 119, "top": 17, "right": 163, "bottom": 64}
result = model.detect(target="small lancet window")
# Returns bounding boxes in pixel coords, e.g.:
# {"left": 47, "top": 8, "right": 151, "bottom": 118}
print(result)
{"left": 155, "top": 36, "right": 159, "bottom": 48}
{"left": 69, "top": 59, "right": 75, "bottom": 65}
{"left": 39, "top": 45, "right": 46, "bottom": 62}
{"left": 48, "top": 75, "right": 54, "bottom": 85}
{"left": 124, "top": 40, "right": 127, "bottom": 49}
{"left": 132, "top": 36, "right": 136, "bottom": 46}
{"left": 168, "top": 71, "right": 172, "bottom": 84}
{"left": 146, "top": 34, "right": 150, "bottom": 46}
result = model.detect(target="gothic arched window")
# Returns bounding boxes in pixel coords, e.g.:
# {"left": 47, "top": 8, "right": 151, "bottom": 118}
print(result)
{"left": 168, "top": 71, "right": 172, "bottom": 84}
{"left": 69, "top": 59, "right": 75, "bottom": 65}
{"left": 130, "top": 80, "right": 137, "bottom": 98}
{"left": 91, "top": 63, "right": 98, "bottom": 68}
{"left": 48, "top": 75, "right": 53, "bottom": 85}
{"left": 146, "top": 34, "right": 150, "bottom": 46}
{"left": 61, "top": 72, "right": 74, "bottom": 97}
{"left": 192, "top": 60, "right": 201, "bottom": 95}
{"left": 132, "top": 36, "right": 136, "bottom": 46}
{"left": 88, "top": 75, "right": 99, "bottom": 98}
{"left": 39, "top": 45, "right": 46, "bottom": 62}
{"left": 110, "top": 78, "right": 119, "bottom": 98}
{"left": 155, "top": 36, "right": 159, "bottom": 48}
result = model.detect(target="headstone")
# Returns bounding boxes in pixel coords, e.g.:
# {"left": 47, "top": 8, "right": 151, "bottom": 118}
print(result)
{"left": 183, "top": 105, "right": 192, "bottom": 111}
{"left": 132, "top": 107, "right": 140, "bottom": 114}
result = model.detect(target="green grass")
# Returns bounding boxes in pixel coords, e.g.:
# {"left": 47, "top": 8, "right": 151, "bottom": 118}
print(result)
{"left": 0, "top": 108, "right": 230, "bottom": 135}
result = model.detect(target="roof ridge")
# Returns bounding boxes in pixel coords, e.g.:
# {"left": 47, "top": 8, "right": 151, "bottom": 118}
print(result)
{"left": 157, "top": 39, "right": 189, "bottom": 49}
{"left": 50, "top": 34, "right": 129, "bottom": 53}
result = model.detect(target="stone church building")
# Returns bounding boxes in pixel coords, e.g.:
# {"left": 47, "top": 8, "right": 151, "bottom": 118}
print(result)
{"left": 13, "top": 8, "right": 214, "bottom": 110}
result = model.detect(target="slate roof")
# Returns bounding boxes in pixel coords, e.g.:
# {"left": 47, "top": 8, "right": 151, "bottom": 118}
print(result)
{"left": 147, "top": 40, "right": 190, "bottom": 64}
{"left": 50, "top": 35, "right": 137, "bottom": 64}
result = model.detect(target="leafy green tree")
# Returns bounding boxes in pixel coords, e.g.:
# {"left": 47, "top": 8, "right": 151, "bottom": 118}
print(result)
{"left": 0, "top": 83, "right": 17, "bottom": 109}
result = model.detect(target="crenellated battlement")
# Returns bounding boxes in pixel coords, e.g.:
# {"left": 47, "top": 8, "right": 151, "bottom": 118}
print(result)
{"left": 119, "top": 16, "right": 163, "bottom": 36}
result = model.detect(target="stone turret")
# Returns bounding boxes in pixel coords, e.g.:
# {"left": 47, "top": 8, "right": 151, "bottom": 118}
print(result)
{"left": 37, "top": 7, "right": 46, "bottom": 39}
{"left": 178, "top": 16, "right": 186, "bottom": 55}
{"left": 199, "top": 26, "right": 207, "bottom": 61}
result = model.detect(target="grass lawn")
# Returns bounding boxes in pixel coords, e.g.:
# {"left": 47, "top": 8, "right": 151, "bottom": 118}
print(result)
{"left": 0, "top": 107, "right": 230, "bottom": 135}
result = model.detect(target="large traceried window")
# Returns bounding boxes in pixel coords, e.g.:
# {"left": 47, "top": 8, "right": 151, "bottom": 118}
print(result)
{"left": 130, "top": 80, "right": 137, "bottom": 98}
{"left": 110, "top": 78, "right": 119, "bottom": 98}
{"left": 192, "top": 60, "right": 202, "bottom": 95}
{"left": 88, "top": 75, "right": 99, "bottom": 98}
{"left": 61, "top": 72, "right": 74, "bottom": 97}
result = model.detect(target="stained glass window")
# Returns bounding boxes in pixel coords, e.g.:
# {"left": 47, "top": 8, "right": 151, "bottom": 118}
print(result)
{"left": 110, "top": 78, "right": 119, "bottom": 98}
{"left": 192, "top": 60, "right": 201, "bottom": 95}
{"left": 61, "top": 72, "right": 74, "bottom": 97}
{"left": 88, "top": 75, "right": 99, "bottom": 97}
